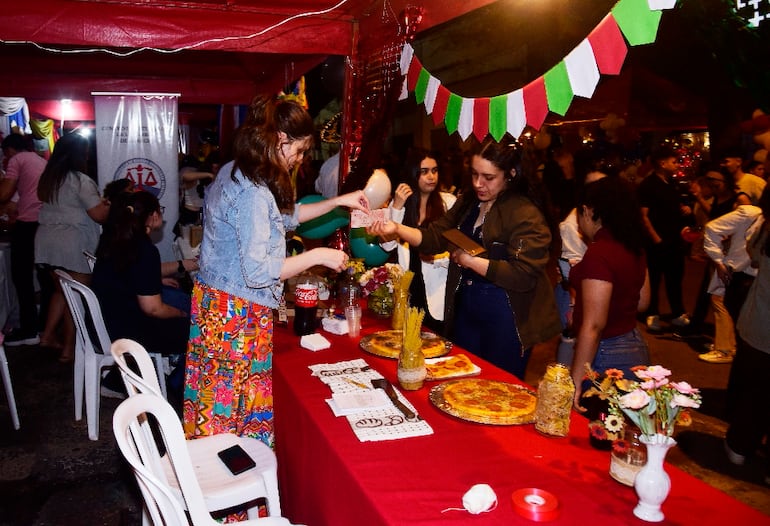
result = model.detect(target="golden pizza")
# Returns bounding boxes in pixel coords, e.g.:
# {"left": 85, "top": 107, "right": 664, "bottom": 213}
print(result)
{"left": 425, "top": 354, "right": 481, "bottom": 380}
{"left": 429, "top": 379, "right": 537, "bottom": 425}
{"left": 359, "top": 330, "right": 451, "bottom": 359}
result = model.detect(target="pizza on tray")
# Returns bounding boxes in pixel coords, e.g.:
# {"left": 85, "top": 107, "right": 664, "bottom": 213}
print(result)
{"left": 425, "top": 353, "right": 480, "bottom": 380}
{"left": 360, "top": 330, "right": 451, "bottom": 359}
{"left": 429, "top": 378, "right": 537, "bottom": 425}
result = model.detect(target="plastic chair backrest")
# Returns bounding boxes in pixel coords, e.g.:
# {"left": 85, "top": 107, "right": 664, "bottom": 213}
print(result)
{"left": 111, "top": 339, "right": 163, "bottom": 397}
{"left": 113, "top": 394, "right": 295, "bottom": 526}
{"left": 55, "top": 269, "right": 111, "bottom": 356}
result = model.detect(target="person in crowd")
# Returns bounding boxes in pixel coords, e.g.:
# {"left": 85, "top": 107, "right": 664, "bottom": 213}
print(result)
{"left": 381, "top": 148, "right": 457, "bottom": 334}
{"left": 569, "top": 176, "right": 651, "bottom": 411}
{"left": 700, "top": 194, "right": 764, "bottom": 364}
{"left": 91, "top": 190, "right": 197, "bottom": 397}
{"left": 34, "top": 133, "right": 110, "bottom": 362}
{"left": 723, "top": 186, "right": 770, "bottom": 485}
{"left": 0, "top": 134, "right": 46, "bottom": 346}
{"left": 675, "top": 165, "right": 751, "bottom": 341}
{"left": 368, "top": 136, "right": 561, "bottom": 380}
{"left": 721, "top": 148, "right": 766, "bottom": 205}
{"left": 745, "top": 159, "right": 765, "bottom": 181}
{"left": 555, "top": 164, "right": 612, "bottom": 365}
{"left": 178, "top": 154, "right": 215, "bottom": 226}
{"left": 183, "top": 95, "right": 368, "bottom": 447}
{"left": 542, "top": 146, "right": 576, "bottom": 222}
{"left": 638, "top": 145, "right": 692, "bottom": 332}
{"left": 314, "top": 150, "right": 340, "bottom": 199}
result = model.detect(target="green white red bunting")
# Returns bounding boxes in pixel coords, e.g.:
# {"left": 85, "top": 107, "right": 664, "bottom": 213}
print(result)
{"left": 400, "top": 0, "right": 675, "bottom": 140}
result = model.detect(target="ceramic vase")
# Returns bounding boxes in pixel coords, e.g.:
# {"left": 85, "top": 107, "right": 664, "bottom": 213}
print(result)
{"left": 633, "top": 433, "right": 676, "bottom": 522}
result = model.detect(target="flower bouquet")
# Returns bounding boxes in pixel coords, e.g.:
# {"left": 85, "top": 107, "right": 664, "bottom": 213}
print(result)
{"left": 584, "top": 364, "right": 701, "bottom": 522}
{"left": 359, "top": 263, "right": 404, "bottom": 316}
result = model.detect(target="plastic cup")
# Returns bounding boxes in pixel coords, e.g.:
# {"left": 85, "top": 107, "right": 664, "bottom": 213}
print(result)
{"left": 345, "top": 305, "right": 362, "bottom": 337}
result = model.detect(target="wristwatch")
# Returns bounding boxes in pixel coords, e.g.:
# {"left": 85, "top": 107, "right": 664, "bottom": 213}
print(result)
{"left": 177, "top": 260, "right": 186, "bottom": 274}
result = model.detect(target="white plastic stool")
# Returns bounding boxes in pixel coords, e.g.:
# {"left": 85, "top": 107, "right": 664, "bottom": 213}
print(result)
{"left": 0, "top": 342, "right": 20, "bottom": 430}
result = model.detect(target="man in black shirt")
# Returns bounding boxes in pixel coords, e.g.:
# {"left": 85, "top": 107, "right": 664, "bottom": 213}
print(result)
{"left": 637, "top": 146, "right": 692, "bottom": 332}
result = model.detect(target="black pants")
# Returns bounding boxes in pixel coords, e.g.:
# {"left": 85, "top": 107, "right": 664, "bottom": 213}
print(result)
{"left": 10, "top": 220, "right": 40, "bottom": 333}
{"left": 646, "top": 241, "right": 686, "bottom": 317}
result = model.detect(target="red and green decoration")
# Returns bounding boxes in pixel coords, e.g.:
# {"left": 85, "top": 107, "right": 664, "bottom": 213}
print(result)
{"left": 400, "top": 0, "right": 676, "bottom": 141}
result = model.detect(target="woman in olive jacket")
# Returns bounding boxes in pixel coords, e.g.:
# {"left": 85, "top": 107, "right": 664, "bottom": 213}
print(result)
{"left": 369, "top": 137, "right": 561, "bottom": 379}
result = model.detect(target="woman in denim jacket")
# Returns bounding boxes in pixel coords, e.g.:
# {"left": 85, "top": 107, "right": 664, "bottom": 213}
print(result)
{"left": 183, "top": 95, "right": 368, "bottom": 447}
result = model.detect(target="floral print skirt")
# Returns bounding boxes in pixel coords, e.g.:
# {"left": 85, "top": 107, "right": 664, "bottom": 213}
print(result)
{"left": 183, "top": 278, "right": 275, "bottom": 448}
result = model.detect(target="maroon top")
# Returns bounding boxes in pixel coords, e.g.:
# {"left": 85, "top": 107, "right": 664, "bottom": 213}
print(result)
{"left": 571, "top": 227, "right": 646, "bottom": 339}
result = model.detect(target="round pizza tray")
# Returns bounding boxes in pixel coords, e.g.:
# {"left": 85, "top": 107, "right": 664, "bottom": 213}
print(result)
{"left": 359, "top": 330, "right": 452, "bottom": 359}
{"left": 429, "top": 379, "right": 537, "bottom": 425}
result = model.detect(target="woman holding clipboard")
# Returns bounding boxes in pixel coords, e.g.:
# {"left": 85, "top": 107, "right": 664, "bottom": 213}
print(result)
{"left": 369, "top": 137, "right": 560, "bottom": 379}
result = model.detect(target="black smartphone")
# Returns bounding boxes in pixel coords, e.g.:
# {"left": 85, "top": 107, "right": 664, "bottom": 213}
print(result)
{"left": 217, "top": 444, "right": 256, "bottom": 475}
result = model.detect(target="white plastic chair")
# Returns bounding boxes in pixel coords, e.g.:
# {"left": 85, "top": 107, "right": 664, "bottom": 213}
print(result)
{"left": 0, "top": 342, "right": 20, "bottom": 430}
{"left": 55, "top": 270, "right": 166, "bottom": 440}
{"left": 113, "top": 393, "right": 297, "bottom": 526}
{"left": 111, "top": 338, "right": 282, "bottom": 521}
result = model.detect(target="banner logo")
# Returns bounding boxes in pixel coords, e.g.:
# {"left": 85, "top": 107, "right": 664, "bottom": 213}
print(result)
{"left": 114, "top": 157, "right": 166, "bottom": 199}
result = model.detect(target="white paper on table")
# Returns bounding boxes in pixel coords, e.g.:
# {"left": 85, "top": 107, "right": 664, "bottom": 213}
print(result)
{"left": 327, "top": 389, "right": 391, "bottom": 416}
{"left": 300, "top": 333, "right": 331, "bottom": 351}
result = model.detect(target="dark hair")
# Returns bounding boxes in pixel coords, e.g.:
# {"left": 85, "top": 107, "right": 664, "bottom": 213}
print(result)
{"left": 476, "top": 136, "right": 551, "bottom": 218}
{"left": 400, "top": 148, "right": 445, "bottom": 227}
{"left": 698, "top": 162, "right": 737, "bottom": 192}
{"left": 103, "top": 178, "right": 134, "bottom": 202}
{"left": 650, "top": 145, "right": 678, "bottom": 165}
{"left": 231, "top": 95, "right": 314, "bottom": 211}
{"left": 1, "top": 133, "right": 27, "bottom": 152}
{"left": 577, "top": 177, "right": 645, "bottom": 255}
{"left": 37, "top": 133, "right": 90, "bottom": 204}
{"left": 96, "top": 191, "right": 160, "bottom": 273}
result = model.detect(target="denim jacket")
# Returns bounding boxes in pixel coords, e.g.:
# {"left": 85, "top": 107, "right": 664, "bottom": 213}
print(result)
{"left": 197, "top": 162, "right": 300, "bottom": 308}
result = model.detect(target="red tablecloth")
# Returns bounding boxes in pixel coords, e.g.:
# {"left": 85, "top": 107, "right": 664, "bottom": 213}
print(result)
{"left": 273, "top": 315, "right": 770, "bottom": 526}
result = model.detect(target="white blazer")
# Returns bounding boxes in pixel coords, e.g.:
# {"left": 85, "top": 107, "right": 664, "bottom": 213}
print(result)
{"left": 381, "top": 192, "right": 457, "bottom": 320}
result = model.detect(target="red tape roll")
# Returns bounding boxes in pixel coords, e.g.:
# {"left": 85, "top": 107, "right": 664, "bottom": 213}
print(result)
{"left": 511, "top": 488, "right": 560, "bottom": 522}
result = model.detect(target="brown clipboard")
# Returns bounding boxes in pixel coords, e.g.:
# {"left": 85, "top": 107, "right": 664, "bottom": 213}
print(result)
{"left": 442, "top": 229, "right": 487, "bottom": 256}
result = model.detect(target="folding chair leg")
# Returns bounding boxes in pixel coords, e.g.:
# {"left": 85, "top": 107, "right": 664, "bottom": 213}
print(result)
{"left": 84, "top": 356, "right": 100, "bottom": 441}
{"left": 0, "top": 345, "right": 20, "bottom": 430}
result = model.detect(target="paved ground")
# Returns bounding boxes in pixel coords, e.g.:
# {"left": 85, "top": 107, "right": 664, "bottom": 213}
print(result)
{"left": 0, "top": 258, "right": 768, "bottom": 525}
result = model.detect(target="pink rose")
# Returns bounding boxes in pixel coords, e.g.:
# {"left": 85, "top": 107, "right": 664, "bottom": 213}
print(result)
{"left": 634, "top": 365, "right": 671, "bottom": 381}
{"left": 671, "top": 381, "right": 699, "bottom": 395}
{"left": 670, "top": 393, "right": 701, "bottom": 409}
{"left": 619, "top": 389, "right": 651, "bottom": 409}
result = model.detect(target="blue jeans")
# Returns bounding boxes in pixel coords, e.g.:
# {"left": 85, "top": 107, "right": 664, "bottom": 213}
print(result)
{"left": 452, "top": 279, "right": 529, "bottom": 379}
{"left": 591, "top": 327, "right": 650, "bottom": 380}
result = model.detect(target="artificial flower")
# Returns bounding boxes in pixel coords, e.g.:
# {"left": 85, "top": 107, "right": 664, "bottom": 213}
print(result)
{"left": 584, "top": 364, "right": 702, "bottom": 438}
{"left": 605, "top": 414, "right": 624, "bottom": 433}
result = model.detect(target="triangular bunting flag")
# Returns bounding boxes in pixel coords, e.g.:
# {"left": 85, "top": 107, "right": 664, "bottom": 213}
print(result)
{"left": 407, "top": 56, "right": 423, "bottom": 92}
{"left": 458, "top": 98, "right": 474, "bottom": 141}
{"left": 414, "top": 68, "right": 430, "bottom": 104}
{"left": 489, "top": 95, "right": 508, "bottom": 142}
{"left": 612, "top": 0, "right": 662, "bottom": 46}
{"left": 445, "top": 93, "right": 463, "bottom": 135}
{"left": 399, "top": 77, "right": 408, "bottom": 101}
{"left": 473, "top": 97, "right": 490, "bottom": 142}
{"left": 647, "top": 0, "right": 676, "bottom": 9}
{"left": 565, "top": 39, "right": 600, "bottom": 98}
{"left": 432, "top": 85, "right": 451, "bottom": 126}
{"left": 544, "top": 62, "right": 574, "bottom": 116}
{"left": 523, "top": 78, "right": 548, "bottom": 131}
{"left": 424, "top": 76, "right": 440, "bottom": 114}
{"left": 507, "top": 89, "right": 526, "bottom": 139}
{"left": 400, "top": 43, "right": 414, "bottom": 76}
{"left": 588, "top": 14, "right": 627, "bottom": 75}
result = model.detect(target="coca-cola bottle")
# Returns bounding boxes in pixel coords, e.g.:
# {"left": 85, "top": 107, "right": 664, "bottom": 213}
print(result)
{"left": 293, "top": 273, "right": 319, "bottom": 336}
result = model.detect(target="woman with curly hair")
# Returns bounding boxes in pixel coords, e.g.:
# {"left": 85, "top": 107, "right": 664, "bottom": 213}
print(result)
{"left": 570, "top": 176, "right": 651, "bottom": 411}
{"left": 183, "top": 95, "right": 368, "bottom": 447}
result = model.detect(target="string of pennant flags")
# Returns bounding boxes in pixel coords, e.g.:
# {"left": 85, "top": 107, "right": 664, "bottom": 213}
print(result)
{"left": 399, "top": 0, "right": 677, "bottom": 141}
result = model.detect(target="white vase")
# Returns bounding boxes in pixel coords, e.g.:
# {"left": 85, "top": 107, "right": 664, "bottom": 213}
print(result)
{"left": 633, "top": 433, "right": 676, "bottom": 522}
